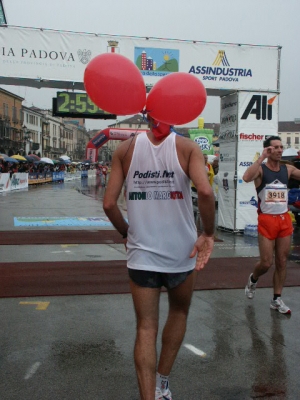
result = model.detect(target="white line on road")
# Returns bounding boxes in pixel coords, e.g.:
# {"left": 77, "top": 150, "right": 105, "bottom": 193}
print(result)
{"left": 184, "top": 344, "right": 206, "bottom": 357}
{"left": 24, "top": 362, "right": 41, "bottom": 380}
{"left": 51, "top": 250, "right": 71, "bottom": 253}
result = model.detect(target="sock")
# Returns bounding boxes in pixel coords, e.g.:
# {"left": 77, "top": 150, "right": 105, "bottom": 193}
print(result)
{"left": 251, "top": 274, "right": 258, "bottom": 284}
{"left": 156, "top": 372, "right": 169, "bottom": 392}
{"left": 273, "top": 294, "right": 281, "bottom": 301}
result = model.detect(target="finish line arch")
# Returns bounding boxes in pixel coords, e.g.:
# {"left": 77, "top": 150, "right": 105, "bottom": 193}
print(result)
{"left": 85, "top": 128, "right": 147, "bottom": 162}
{"left": 0, "top": 26, "right": 282, "bottom": 232}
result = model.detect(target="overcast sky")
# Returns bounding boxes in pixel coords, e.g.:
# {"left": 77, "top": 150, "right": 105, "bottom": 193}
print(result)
{"left": 1, "top": 0, "right": 299, "bottom": 130}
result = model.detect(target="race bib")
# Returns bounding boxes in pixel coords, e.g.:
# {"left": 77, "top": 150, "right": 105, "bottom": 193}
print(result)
{"left": 265, "top": 184, "right": 287, "bottom": 204}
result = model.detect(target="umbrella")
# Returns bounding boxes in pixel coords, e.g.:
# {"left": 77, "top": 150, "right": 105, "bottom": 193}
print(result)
{"left": 59, "top": 159, "right": 71, "bottom": 165}
{"left": 3, "top": 157, "right": 19, "bottom": 164}
{"left": 40, "top": 157, "right": 54, "bottom": 165}
{"left": 25, "top": 155, "right": 40, "bottom": 163}
{"left": 60, "top": 155, "right": 71, "bottom": 161}
{"left": 27, "top": 154, "right": 41, "bottom": 161}
{"left": 282, "top": 148, "right": 298, "bottom": 157}
{"left": 11, "top": 154, "right": 27, "bottom": 161}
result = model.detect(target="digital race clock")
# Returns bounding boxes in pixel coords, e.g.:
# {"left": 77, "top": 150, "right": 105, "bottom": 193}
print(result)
{"left": 52, "top": 92, "right": 117, "bottom": 119}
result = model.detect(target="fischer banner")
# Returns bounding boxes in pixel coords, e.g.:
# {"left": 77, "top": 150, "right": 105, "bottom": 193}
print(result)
{"left": 0, "top": 26, "right": 280, "bottom": 93}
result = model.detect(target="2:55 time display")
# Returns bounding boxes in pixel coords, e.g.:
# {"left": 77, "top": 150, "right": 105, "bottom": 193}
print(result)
{"left": 57, "top": 92, "right": 104, "bottom": 114}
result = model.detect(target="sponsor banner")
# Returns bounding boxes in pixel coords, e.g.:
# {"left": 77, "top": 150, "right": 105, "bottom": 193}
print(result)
{"left": 0, "top": 173, "right": 28, "bottom": 191}
{"left": 189, "top": 129, "right": 214, "bottom": 154}
{"left": 0, "top": 173, "right": 11, "bottom": 191}
{"left": 0, "top": 26, "right": 280, "bottom": 92}
{"left": 108, "top": 129, "right": 147, "bottom": 140}
{"left": 86, "top": 147, "right": 97, "bottom": 163}
{"left": 235, "top": 91, "right": 279, "bottom": 230}
{"left": 10, "top": 173, "right": 28, "bottom": 190}
{"left": 217, "top": 94, "right": 238, "bottom": 230}
{"left": 217, "top": 170, "right": 236, "bottom": 230}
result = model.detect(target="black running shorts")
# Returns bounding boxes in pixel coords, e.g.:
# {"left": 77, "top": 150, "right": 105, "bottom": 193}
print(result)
{"left": 128, "top": 268, "right": 194, "bottom": 289}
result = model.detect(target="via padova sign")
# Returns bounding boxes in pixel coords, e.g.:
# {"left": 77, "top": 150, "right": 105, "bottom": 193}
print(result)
{"left": 0, "top": 25, "right": 280, "bottom": 95}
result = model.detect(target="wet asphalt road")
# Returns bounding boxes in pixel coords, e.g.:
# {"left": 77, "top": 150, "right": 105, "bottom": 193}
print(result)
{"left": 0, "top": 176, "right": 300, "bottom": 400}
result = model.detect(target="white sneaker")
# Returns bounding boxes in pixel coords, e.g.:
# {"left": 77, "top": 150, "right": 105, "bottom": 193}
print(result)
{"left": 270, "top": 298, "right": 291, "bottom": 314}
{"left": 245, "top": 273, "right": 257, "bottom": 299}
{"left": 155, "top": 388, "right": 164, "bottom": 400}
{"left": 155, "top": 387, "right": 172, "bottom": 400}
{"left": 162, "top": 387, "right": 172, "bottom": 400}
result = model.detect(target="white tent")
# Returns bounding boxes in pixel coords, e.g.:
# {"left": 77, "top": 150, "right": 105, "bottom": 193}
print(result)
{"left": 282, "top": 148, "right": 298, "bottom": 157}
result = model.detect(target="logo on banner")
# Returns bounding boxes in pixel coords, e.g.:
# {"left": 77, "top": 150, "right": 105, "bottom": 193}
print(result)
{"left": 77, "top": 49, "right": 92, "bottom": 64}
{"left": 189, "top": 50, "right": 252, "bottom": 82}
{"left": 239, "top": 196, "right": 258, "bottom": 208}
{"left": 91, "top": 133, "right": 108, "bottom": 147}
{"left": 212, "top": 50, "right": 230, "bottom": 66}
{"left": 221, "top": 114, "right": 237, "bottom": 125}
{"left": 135, "top": 47, "right": 179, "bottom": 77}
{"left": 239, "top": 133, "right": 264, "bottom": 141}
{"left": 194, "top": 136, "right": 211, "bottom": 151}
{"left": 241, "top": 95, "right": 277, "bottom": 120}
{"left": 222, "top": 172, "right": 229, "bottom": 192}
{"left": 220, "top": 153, "right": 235, "bottom": 162}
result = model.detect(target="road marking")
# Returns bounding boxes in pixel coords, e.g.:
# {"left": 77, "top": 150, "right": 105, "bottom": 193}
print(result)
{"left": 184, "top": 344, "right": 206, "bottom": 357}
{"left": 51, "top": 250, "right": 71, "bottom": 253}
{"left": 24, "top": 362, "right": 41, "bottom": 380}
{"left": 19, "top": 301, "right": 50, "bottom": 310}
{"left": 61, "top": 244, "right": 78, "bottom": 248}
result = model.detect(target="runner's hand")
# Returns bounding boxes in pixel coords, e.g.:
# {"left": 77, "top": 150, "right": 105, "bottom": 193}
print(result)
{"left": 189, "top": 234, "right": 214, "bottom": 270}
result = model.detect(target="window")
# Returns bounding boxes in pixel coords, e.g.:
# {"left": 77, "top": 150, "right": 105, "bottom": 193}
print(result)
{"left": 3, "top": 103, "right": 8, "bottom": 116}
{"left": 295, "top": 137, "right": 299, "bottom": 145}
{"left": 287, "top": 137, "right": 291, "bottom": 145}
{"left": 12, "top": 106, "right": 17, "bottom": 121}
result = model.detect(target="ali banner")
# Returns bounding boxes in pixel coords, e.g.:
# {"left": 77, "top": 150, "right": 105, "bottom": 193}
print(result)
{"left": 236, "top": 91, "right": 279, "bottom": 230}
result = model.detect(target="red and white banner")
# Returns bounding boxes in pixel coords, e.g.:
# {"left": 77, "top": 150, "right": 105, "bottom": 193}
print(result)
{"left": 0, "top": 173, "right": 28, "bottom": 191}
{"left": 0, "top": 173, "right": 11, "bottom": 191}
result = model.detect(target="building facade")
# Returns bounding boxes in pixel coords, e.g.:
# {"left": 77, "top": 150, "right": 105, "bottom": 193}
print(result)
{"left": 0, "top": 88, "right": 24, "bottom": 156}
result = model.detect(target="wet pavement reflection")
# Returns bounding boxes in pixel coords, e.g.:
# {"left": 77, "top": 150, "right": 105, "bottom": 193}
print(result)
{"left": 1, "top": 176, "right": 300, "bottom": 399}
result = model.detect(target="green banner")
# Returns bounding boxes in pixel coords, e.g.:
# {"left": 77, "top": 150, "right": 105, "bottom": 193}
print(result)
{"left": 188, "top": 129, "right": 214, "bottom": 155}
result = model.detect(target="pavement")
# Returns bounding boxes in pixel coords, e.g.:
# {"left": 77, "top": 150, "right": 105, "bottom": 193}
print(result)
{"left": 1, "top": 176, "right": 300, "bottom": 399}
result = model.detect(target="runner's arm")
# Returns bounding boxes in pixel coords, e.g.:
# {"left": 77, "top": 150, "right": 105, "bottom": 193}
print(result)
{"left": 288, "top": 164, "right": 300, "bottom": 181}
{"left": 103, "top": 148, "right": 128, "bottom": 238}
{"left": 189, "top": 145, "right": 215, "bottom": 270}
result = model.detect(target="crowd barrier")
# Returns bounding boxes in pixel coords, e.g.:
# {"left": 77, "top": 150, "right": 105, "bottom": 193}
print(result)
{"left": 0, "top": 169, "right": 98, "bottom": 192}
{"left": 0, "top": 172, "right": 28, "bottom": 192}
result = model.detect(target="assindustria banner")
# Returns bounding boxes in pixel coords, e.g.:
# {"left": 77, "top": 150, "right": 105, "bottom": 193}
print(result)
{"left": 188, "top": 129, "right": 214, "bottom": 155}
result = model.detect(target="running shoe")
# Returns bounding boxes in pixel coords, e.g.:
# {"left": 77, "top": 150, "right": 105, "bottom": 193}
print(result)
{"left": 270, "top": 298, "right": 291, "bottom": 314}
{"left": 162, "top": 387, "right": 172, "bottom": 400}
{"left": 245, "top": 273, "right": 257, "bottom": 299}
{"left": 155, "top": 387, "right": 173, "bottom": 400}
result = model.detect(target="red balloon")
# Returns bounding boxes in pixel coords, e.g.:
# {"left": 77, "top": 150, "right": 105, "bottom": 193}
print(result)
{"left": 84, "top": 53, "right": 146, "bottom": 115}
{"left": 146, "top": 72, "right": 207, "bottom": 125}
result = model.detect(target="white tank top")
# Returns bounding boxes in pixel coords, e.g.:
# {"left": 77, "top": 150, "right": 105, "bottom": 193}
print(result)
{"left": 125, "top": 131, "right": 197, "bottom": 273}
